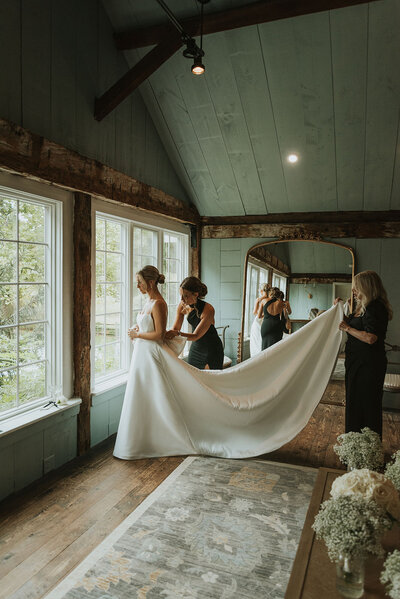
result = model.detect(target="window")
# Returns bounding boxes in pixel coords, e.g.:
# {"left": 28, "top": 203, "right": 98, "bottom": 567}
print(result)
{"left": 272, "top": 273, "right": 287, "bottom": 295}
{"left": 94, "top": 214, "right": 188, "bottom": 388}
{"left": 244, "top": 262, "right": 270, "bottom": 338}
{"left": 0, "top": 187, "right": 62, "bottom": 417}
{"left": 94, "top": 216, "right": 128, "bottom": 382}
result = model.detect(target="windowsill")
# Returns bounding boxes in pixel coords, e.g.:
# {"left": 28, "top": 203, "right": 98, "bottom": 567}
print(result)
{"left": 0, "top": 398, "right": 82, "bottom": 439}
{"left": 92, "top": 374, "right": 128, "bottom": 397}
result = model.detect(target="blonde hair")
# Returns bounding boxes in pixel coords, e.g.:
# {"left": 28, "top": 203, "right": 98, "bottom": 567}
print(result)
{"left": 353, "top": 270, "right": 392, "bottom": 320}
{"left": 260, "top": 283, "right": 270, "bottom": 294}
{"left": 136, "top": 265, "right": 165, "bottom": 288}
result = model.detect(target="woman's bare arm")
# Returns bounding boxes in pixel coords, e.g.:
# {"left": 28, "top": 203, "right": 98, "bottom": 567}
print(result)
{"left": 253, "top": 297, "right": 260, "bottom": 316}
{"left": 165, "top": 303, "right": 185, "bottom": 338}
{"left": 179, "top": 304, "right": 215, "bottom": 341}
{"left": 339, "top": 320, "right": 378, "bottom": 345}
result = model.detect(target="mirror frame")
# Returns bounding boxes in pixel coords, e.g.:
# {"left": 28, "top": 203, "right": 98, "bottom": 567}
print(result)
{"left": 239, "top": 238, "right": 356, "bottom": 362}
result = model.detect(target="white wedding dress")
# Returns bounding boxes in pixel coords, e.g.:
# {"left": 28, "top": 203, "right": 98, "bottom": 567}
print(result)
{"left": 250, "top": 317, "right": 263, "bottom": 356}
{"left": 113, "top": 300, "right": 344, "bottom": 460}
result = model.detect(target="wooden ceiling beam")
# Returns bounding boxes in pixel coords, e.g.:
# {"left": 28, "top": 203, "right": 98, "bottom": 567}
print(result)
{"left": 201, "top": 210, "right": 400, "bottom": 226}
{"left": 115, "top": 0, "right": 381, "bottom": 50}
{"left": 95, "top": 33, "right": 182, "bottom": 121}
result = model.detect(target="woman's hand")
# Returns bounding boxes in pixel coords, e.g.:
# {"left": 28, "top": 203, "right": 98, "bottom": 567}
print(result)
{"left": 165, "top": 329, "right": 180, "bottom": 339}
{"left": 333, "top": 297, "right": 342, "bottom": 306}
{"left": 339, "top": 320, "right": 350, "bottom": 332}
{"left": 128, "top": 326, "right": 140, "bottom": 339}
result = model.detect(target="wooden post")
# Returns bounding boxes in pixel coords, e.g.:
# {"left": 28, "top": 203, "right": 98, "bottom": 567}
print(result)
{"left": 73, "top": 193, "right": 92, "bottom": 454}
{"left": 190, "top": 224, "right": 202, "bottom": 278}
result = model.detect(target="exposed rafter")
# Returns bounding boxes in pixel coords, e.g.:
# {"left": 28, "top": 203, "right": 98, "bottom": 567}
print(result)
{"left": 99, "top": 0, "right": 380, "bottom": 120}
{"left": 115, "top": 0, "right": 381, "bottom": 50}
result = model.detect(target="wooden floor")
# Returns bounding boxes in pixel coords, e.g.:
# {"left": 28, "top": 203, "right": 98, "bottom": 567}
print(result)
{"left": 1, "top": 393, "right": 399, "bottom": 599}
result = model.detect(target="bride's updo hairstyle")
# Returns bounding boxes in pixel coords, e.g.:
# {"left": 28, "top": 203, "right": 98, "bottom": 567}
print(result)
{"left": 137, "top": 265, "right": 165, "bottom": 288}
{"left": 180, "top": 276, "right": 208, "bottom": 298}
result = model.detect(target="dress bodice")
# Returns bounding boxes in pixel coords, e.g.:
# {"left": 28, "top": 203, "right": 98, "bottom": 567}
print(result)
{"left": 136, "top": 300, "right": 156, "bottom": 333}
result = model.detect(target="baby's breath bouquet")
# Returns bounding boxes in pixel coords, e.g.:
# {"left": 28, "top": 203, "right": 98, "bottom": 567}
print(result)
{"left": 312, "top": 495, "right": 391, "bottom": 561}
{"left": 333, "top": 427, "right": 384, "bottom": 471}
{"left": 330, "top": 469, "right": 400, "bottom": 521}
{"left": 385, "top": 451, "right": 400, "bottom": 493}
{"left": 381, "top": 550, "right": 400, "bottom": 599}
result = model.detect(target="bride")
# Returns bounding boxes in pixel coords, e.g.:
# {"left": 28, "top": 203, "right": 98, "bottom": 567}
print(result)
{"left": 113, "top": 265, "right": 344, "bottom": 461}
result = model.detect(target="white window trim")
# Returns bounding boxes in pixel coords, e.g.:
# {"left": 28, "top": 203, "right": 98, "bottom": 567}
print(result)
{"left": 0, "top": 184, "right": 64, "bottom": 422}
{"left": 91, "top": 200, "right": 190, "bottom": 393}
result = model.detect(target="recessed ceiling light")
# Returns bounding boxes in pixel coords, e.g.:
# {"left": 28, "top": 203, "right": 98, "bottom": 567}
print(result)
{"left": 287, "top": 154, "right": 299, "bottom": 163}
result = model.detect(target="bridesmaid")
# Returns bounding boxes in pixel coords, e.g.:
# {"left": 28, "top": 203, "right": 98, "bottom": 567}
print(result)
{"left": 166, "top": 276, "right": 224, "bottom": 369}
{"left": 258, "top": 287, "right": 289, "bottom": 350}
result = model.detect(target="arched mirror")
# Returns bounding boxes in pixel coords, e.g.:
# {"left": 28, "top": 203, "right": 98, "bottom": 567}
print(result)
{"left": 240, "top": 239, "right": 355, "bottom": 362}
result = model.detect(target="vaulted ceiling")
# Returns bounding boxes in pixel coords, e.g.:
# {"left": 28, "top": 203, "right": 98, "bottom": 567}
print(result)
{"left": 102, "top": 0, "right": 400, "bottom": 217}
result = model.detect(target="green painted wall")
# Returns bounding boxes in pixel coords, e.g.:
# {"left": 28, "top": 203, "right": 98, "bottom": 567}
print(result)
{"left": 0, "top": 0, "right": 189, "bottom": 205}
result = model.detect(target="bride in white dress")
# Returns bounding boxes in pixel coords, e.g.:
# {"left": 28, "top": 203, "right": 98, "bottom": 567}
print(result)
{"left": 114, "top": 266, "right": 345, "bottom": 461}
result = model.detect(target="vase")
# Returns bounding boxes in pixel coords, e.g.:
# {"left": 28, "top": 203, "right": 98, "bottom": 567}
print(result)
{"left": 335, "top": 554, "right": 365, "bottom": 598}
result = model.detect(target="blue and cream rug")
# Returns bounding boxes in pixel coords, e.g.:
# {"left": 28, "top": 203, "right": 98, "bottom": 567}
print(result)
{"left": 45, "top": 457, "right": 316, "bottom": 599}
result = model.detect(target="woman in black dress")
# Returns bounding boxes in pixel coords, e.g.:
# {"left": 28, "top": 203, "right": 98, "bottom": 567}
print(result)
{"left": 336, "top": 270, "right": 392, "bottom": 437}
{"left": 258, "top": 287, "right": 289, "bottom": 350}
{"left": 166, "top": 277, "right": 224, "bottom": 369}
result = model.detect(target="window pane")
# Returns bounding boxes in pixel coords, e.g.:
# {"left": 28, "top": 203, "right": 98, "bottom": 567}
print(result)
{"left": 19, "top": 284, "right": 45, "bottom": 323}
{"left": 105, "top": 283, "right": 121, "bottom": 313}
{"left": 0, "top": 368, "right": 17, "bottom": 412}
{"left": 19, "top": 324, "right": 45, "bottom": 364}
{"left": 95, "top": 346, "right": 104, "bottom": 375}
{"left": 106, "top": 221, "right": 121, "bottom": 252}
{"left": 0, "top": 241, "right": 17, "bottom": 283}
{"left": 0, "top": 197, "right": 17, "bottom": 239}
{"left": 95, "top": 319, "right": 105, "bottom": 345}
{"left": 0, "top": 327, "right": 17, "bottom": 369}
{"left": 0, "top": 285, "right": 17, "bottom": 326}
{"left": 141, "top": 229, "right": 156, "bottom": 258}
{"left": 96, "top": 252, "right": 105, "bottom": 282}
{"left": 19, "top": 362, "right": 46, "bottom": 404}
{"left": 19, "top": 202, "right": 45, "bottom": 243}
{"left": 106, "top": 253, "right": 121, "bottom": 282}
{"left": 168, "top": 259, "right": 179, "bottom": 282}
{"left": 96, "top": 218, "right": 105, "bottom": 250}
{"left": 96, "top": 283, "right": 105, "bottom": 315}
{"left": 106, "top": 313, "right": 121, "bottom": 343}
{"left": 105, "top": 343, "right": 120, "bottom": 373}
{"left": 19, "top": 243, "right": 45, "bottom": 282}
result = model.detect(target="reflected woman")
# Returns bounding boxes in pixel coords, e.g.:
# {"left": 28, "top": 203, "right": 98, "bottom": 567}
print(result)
{"left": 258, "top": 287, "right": 289, "bottom": 350}
{"left": 335, "top": 270, "right": 392, "bottom": 437}
{"left": 167, "top": 276, "right": 224, "bottom": 370}
{"left": 250, "top": 283, "right": 270, "bottom": 357}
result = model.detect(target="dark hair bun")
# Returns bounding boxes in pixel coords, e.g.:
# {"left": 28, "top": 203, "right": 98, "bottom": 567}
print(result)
{"left": 180, "top": 276, "right": 207, "bottom": 297}
{"left": 199, "top": 283, "right": 208, "bottom": 297}
{"left": 158, "top": 274, "right": 165, "bottom": 284}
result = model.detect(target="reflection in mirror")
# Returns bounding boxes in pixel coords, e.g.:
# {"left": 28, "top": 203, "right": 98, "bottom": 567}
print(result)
{"left": 241, "top": 240, "right": 355, "bottom": 362}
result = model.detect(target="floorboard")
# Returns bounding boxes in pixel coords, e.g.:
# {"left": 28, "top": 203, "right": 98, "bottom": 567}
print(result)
{"left": 0, "top": 387, "right": 399, "bottom": 599}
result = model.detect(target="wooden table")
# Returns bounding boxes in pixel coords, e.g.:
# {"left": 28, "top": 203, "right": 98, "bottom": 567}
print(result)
{"left": 285, "top": 467, "right": 400, "bottom": 598}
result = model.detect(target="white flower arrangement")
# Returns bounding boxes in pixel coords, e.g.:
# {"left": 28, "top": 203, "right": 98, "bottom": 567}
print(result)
{"left": 381, "top": 550, "right": 400, "bottom": 599}
{"left": 330, "top": 469, "right": 400, "bottom": 521}
{"left": 312, "top": 495, "right": 391, "bottom": 560}
{"left": 333, "top": 427, "right": 384, "bottom": 471}
{"left": 385, "top": 451, "right": 400, "bottom": 493}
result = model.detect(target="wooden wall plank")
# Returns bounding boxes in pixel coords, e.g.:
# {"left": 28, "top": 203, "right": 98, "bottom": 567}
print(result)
{"left": 0, "top": 0, "right": 21, "bottom": 124}
{"left": 204, "top": 33, "right": 267, "bottom": 214}
{"left": 364, "top": 0, "right": 400, "bottom": 210}
{"left": 73, "top": 193, "right": 92, "bottom": 454}
{"left": 258, "top": 12, "right": 336, "bottom": 212}
{"left": 330, "top": 4, "right": 368, "bottom": 210}
{"left": 225, "top": 26, "right": 289, "bottom": 214}
{"left": 21, "top": 0, "right": 52, "bottom": 139}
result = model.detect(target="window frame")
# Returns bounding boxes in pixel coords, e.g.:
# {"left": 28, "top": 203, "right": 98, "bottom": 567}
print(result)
{"left": 0, "top": 185, "right": 63, "bottom": 422}
{"left": 92, "top": 206, "right": 189, "bottom": 392}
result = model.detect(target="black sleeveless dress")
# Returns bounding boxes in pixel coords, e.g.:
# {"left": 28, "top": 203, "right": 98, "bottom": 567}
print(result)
{"left": 261, "top": 298, "right": 284, "bottom": 350}
{"left": 187, "top": 299, "right": 224, "bottom": 370}
{"left": 345, "top": 299, "right": 388, "bottom": 437}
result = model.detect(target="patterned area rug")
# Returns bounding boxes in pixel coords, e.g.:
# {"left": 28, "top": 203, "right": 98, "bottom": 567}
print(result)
{"left": 45, "top": 457, "right": 317, "bottom": 599}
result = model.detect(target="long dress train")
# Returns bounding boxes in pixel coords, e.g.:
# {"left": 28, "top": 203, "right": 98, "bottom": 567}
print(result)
{"left": 114, "top": 302, "right": 344, "bottom": 460}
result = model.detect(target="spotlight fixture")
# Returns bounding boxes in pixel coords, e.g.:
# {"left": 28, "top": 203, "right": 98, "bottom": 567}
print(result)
{"left": 287, "top": 154, "right": 299, "bottom": 163}
{"left": 156, "top": 0, "right": 210, "bottom": 76}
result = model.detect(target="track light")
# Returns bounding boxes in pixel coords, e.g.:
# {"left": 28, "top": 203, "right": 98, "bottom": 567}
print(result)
{"left": 192, "top": 57, "right": 205, "bottom": 75}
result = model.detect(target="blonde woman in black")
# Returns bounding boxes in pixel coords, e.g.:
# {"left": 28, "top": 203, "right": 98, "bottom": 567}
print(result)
{"left": 166, "top": 277, "right": 224, "bottom": 369}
